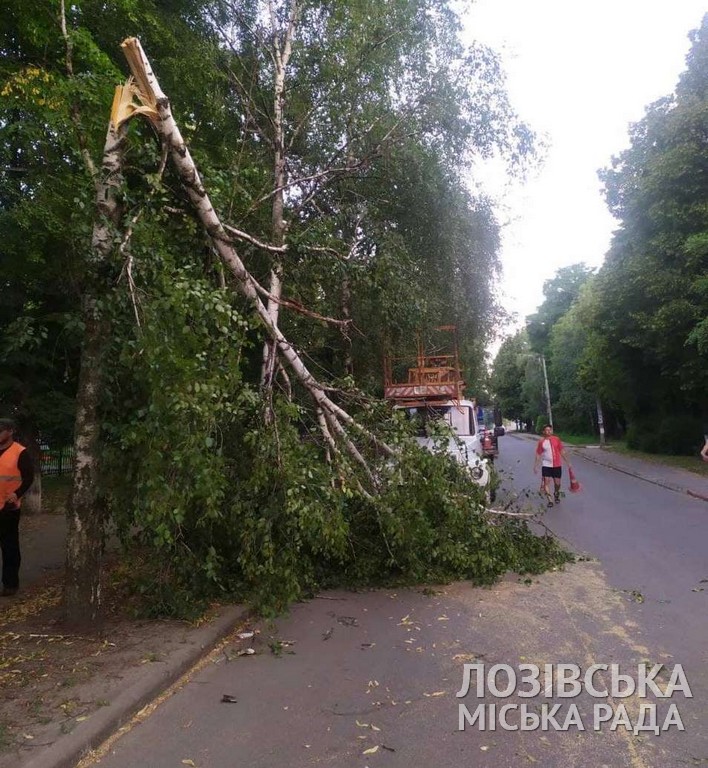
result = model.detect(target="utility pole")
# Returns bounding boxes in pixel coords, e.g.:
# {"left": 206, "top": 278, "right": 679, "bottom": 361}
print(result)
{"left": 540, "top": 354, "right": 553, "bottom": 428}
{"left": 596, "top": 397, "right": 606, "bottom": 445}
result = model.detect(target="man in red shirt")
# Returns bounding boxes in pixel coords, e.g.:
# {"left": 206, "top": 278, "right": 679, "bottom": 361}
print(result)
{"left": 533, "top": 424, "right": 572, "bottom": 507}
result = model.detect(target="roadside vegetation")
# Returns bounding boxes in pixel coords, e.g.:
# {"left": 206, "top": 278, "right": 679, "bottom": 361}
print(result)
{"left": 492, "top": 15, "right": 708, "bottom": 459}
{"left": 1, "top": 0, "right": 570, "bottom": 624}
{"left": 550, "top": 433, "right": 599, "bottom": 447}
{"left": 549, "top": 432, "right": 708, "bottom": 477}
{"left": 603, "top": 442, "right": 708, "bottom": 477}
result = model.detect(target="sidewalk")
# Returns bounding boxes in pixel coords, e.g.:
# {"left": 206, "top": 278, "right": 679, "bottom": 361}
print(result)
{"left": 510, "top": 431, "right": 708, "bottom": 503}
{"left": 572, "top": 444, "right": 708, "bottom": 503}
{"left": 1, "top": 511, "right": 247, "bottom": 768}
{"left": 19, "top": 512, "right": 66, "bottom": 590}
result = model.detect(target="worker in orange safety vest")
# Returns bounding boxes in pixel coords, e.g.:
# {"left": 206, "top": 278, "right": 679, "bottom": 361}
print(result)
{"left": 0, "top": 418, "right": 35, "bottom": 597}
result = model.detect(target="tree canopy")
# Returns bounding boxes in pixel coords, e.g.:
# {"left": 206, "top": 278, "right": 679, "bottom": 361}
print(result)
{"left": 1, "top": 0, "right": 572, "bottom": 623}
{"left": 492, "top": 12, "right": 708, "bottom": 453}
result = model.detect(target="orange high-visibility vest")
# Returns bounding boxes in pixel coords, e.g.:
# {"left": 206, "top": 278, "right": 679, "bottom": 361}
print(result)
{"left": 0, "top": 441, "right": 26, "bottom": 507}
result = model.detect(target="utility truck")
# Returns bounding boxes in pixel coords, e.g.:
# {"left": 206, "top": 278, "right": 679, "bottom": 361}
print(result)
{"left": 383, "top": 327, "right": 495, "bottom": 495}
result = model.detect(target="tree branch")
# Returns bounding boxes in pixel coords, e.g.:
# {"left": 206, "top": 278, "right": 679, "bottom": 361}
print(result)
{"left": 59, "top": 0, "right": 98, "bottom": 181}
{"left": 248, "top": 279, "right": 352, "bottom": 328}
{"left": 223, "top": 223, "right": 288, "bottom": 253}
{"left": 119, "top": 37, "right": 396, "bottom": 481}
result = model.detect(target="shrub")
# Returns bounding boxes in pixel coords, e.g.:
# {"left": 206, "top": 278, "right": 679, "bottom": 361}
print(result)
{"left": 626, "top": 414, "right": 703, "bottom": 455}
{"left": 656, "top": 415, "right": 704, "bottom": 456}
{"left": 625, "top": 418, "right": 659, "bottom": 453}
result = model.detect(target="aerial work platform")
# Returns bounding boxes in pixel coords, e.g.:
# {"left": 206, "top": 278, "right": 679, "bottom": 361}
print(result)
{"left": 383, "top": 326, "right": 466, "bottom": 404}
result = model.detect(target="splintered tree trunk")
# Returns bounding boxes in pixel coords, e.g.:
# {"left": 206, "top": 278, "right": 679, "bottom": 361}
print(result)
{"left": 64, "top": 116, "right": 127, "bottom": 627}
{"left": 119, "top": 37, "right": 394, "bottom": 487}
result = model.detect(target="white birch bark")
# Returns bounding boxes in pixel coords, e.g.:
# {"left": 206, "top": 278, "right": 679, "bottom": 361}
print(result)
{"left": 65, "top": 115, "right": 129, "bottom": 626}
{"left": 260, "top": 0, "right": 300, "bottom": 397}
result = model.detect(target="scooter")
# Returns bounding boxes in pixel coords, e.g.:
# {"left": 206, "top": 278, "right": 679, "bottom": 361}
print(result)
{"left": 480, "top": 426, "right": 498, "bottom": 463}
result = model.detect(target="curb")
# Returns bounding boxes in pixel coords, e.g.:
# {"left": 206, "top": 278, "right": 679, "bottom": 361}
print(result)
{"left": 571, "top": 450, "right": 708, "bottom": 504}
{"left": 573, "top": 450, "right": 678, "bottom": 493}
{"left": 18, "top": 604, "right": 248, "bottom": 768}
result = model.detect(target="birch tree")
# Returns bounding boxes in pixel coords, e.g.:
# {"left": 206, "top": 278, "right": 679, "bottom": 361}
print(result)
{"left": 206, "top": 0, "right": 535, "bottom": 400}
{"left": 66, "top": 109, "right": 129, "bottom": 625}
{"left": 4, "top": 0, "right": 565, "bottom": 623}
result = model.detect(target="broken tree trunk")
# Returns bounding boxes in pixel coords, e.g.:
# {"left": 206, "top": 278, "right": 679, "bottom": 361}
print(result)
{"left": 119, "top": 37, "right": 393, "bottom": 482}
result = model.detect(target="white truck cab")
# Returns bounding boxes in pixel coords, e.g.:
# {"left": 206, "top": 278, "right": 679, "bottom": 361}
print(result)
{"left": 384, "top": 328, "right": 493, "bottom": 490}
{"left": 396, "top": 399, "right": 491, "bottom": 487}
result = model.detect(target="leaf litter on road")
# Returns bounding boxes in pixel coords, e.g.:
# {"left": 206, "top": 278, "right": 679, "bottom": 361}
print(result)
{"left": 452, "top": 652, "right": 483, "bottom": 662}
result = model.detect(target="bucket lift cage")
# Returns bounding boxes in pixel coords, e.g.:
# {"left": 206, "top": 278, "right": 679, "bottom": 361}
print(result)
{"left": 383, "top": 326, "right": 466, "bottom": 405}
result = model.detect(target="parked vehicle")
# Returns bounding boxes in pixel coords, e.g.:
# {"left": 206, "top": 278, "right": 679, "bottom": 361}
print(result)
{"left": 383, "top": 327, "right": 496, "bottom": 496}
{"left": 397, "top": 399, "right": 492, "bottom": 487}
{"left": 479, "top": 425, "right": 498, "bottom": 463}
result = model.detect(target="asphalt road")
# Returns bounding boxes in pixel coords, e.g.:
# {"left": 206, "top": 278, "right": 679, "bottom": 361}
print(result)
{"left": 498, "top": 434, "right": 708, "bottom": 663}
{"left": 87, "top": 436, "right": 708, "bottom": 768}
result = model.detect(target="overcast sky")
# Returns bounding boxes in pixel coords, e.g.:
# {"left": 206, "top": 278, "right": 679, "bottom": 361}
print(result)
{"left": 462, "top": 0, "right": 706, "bottom": 335}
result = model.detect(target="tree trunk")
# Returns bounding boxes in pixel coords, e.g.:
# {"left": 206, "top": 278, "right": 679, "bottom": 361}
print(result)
{"left": 19, "top": 429, "right": 43, "bottom": 515}
{"left": 260, "top": 1, "right": 298, "bottom": 400}
{"left": 596, "top": 397, "right": 606, "bottom": 446}
{"left": 65, "top": 310, "right": 108, "bottom": 626}
{"left": 22, "top": 473, "right": 42, "bottom": 516}
{"left": 341, "top": 273, "right": 354, "bottom": 377}
{"left": 64, "top": 115, "right": 127, "bottom": 627}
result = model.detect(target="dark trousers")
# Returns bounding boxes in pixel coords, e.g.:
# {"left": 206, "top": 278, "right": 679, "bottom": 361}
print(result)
{"left": 0, "top": 507, "right": 21, "bottom": 590}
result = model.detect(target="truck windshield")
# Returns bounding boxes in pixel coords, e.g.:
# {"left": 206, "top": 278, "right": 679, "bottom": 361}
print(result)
{"left": 403, "top": 405, "right": 472, "bottom": 437}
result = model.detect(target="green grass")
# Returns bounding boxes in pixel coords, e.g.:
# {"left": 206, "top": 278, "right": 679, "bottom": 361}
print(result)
{"left": 554, "top": 432, "right": 598, "bottom": 446}
{"left": 604, "top": 440, "right": 708, "bottom": 477}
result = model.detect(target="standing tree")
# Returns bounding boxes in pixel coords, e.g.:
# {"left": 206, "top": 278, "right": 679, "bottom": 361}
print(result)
{"left": 595, "top": 12, "right": 708, "bottom": 446}
{"left": 490, "top": 330, "right": 529, "bottom": 425}
{"left": 526, "top": 263, "right": 595, "bottom": 354}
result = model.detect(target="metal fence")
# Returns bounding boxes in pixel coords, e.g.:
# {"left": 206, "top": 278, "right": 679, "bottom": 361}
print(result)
{"left": 40, "top": 447, "right": 75, "bottom": 476}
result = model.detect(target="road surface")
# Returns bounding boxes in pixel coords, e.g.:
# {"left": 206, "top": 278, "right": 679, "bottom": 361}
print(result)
{"left": 86, "top": 435, "right": 708, "bottom": 768}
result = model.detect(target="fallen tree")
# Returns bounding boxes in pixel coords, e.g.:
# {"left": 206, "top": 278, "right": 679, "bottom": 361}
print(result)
{"left": 119, "top": 38, "right": 394, "bottom": 486}
{"left": 65, "top": 32, "right": 568, "bottom": 623}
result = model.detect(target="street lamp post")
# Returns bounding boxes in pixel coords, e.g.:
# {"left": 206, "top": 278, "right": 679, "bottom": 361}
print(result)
{"left": 540, "top": 354, "right": 553, "bottom": 428}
